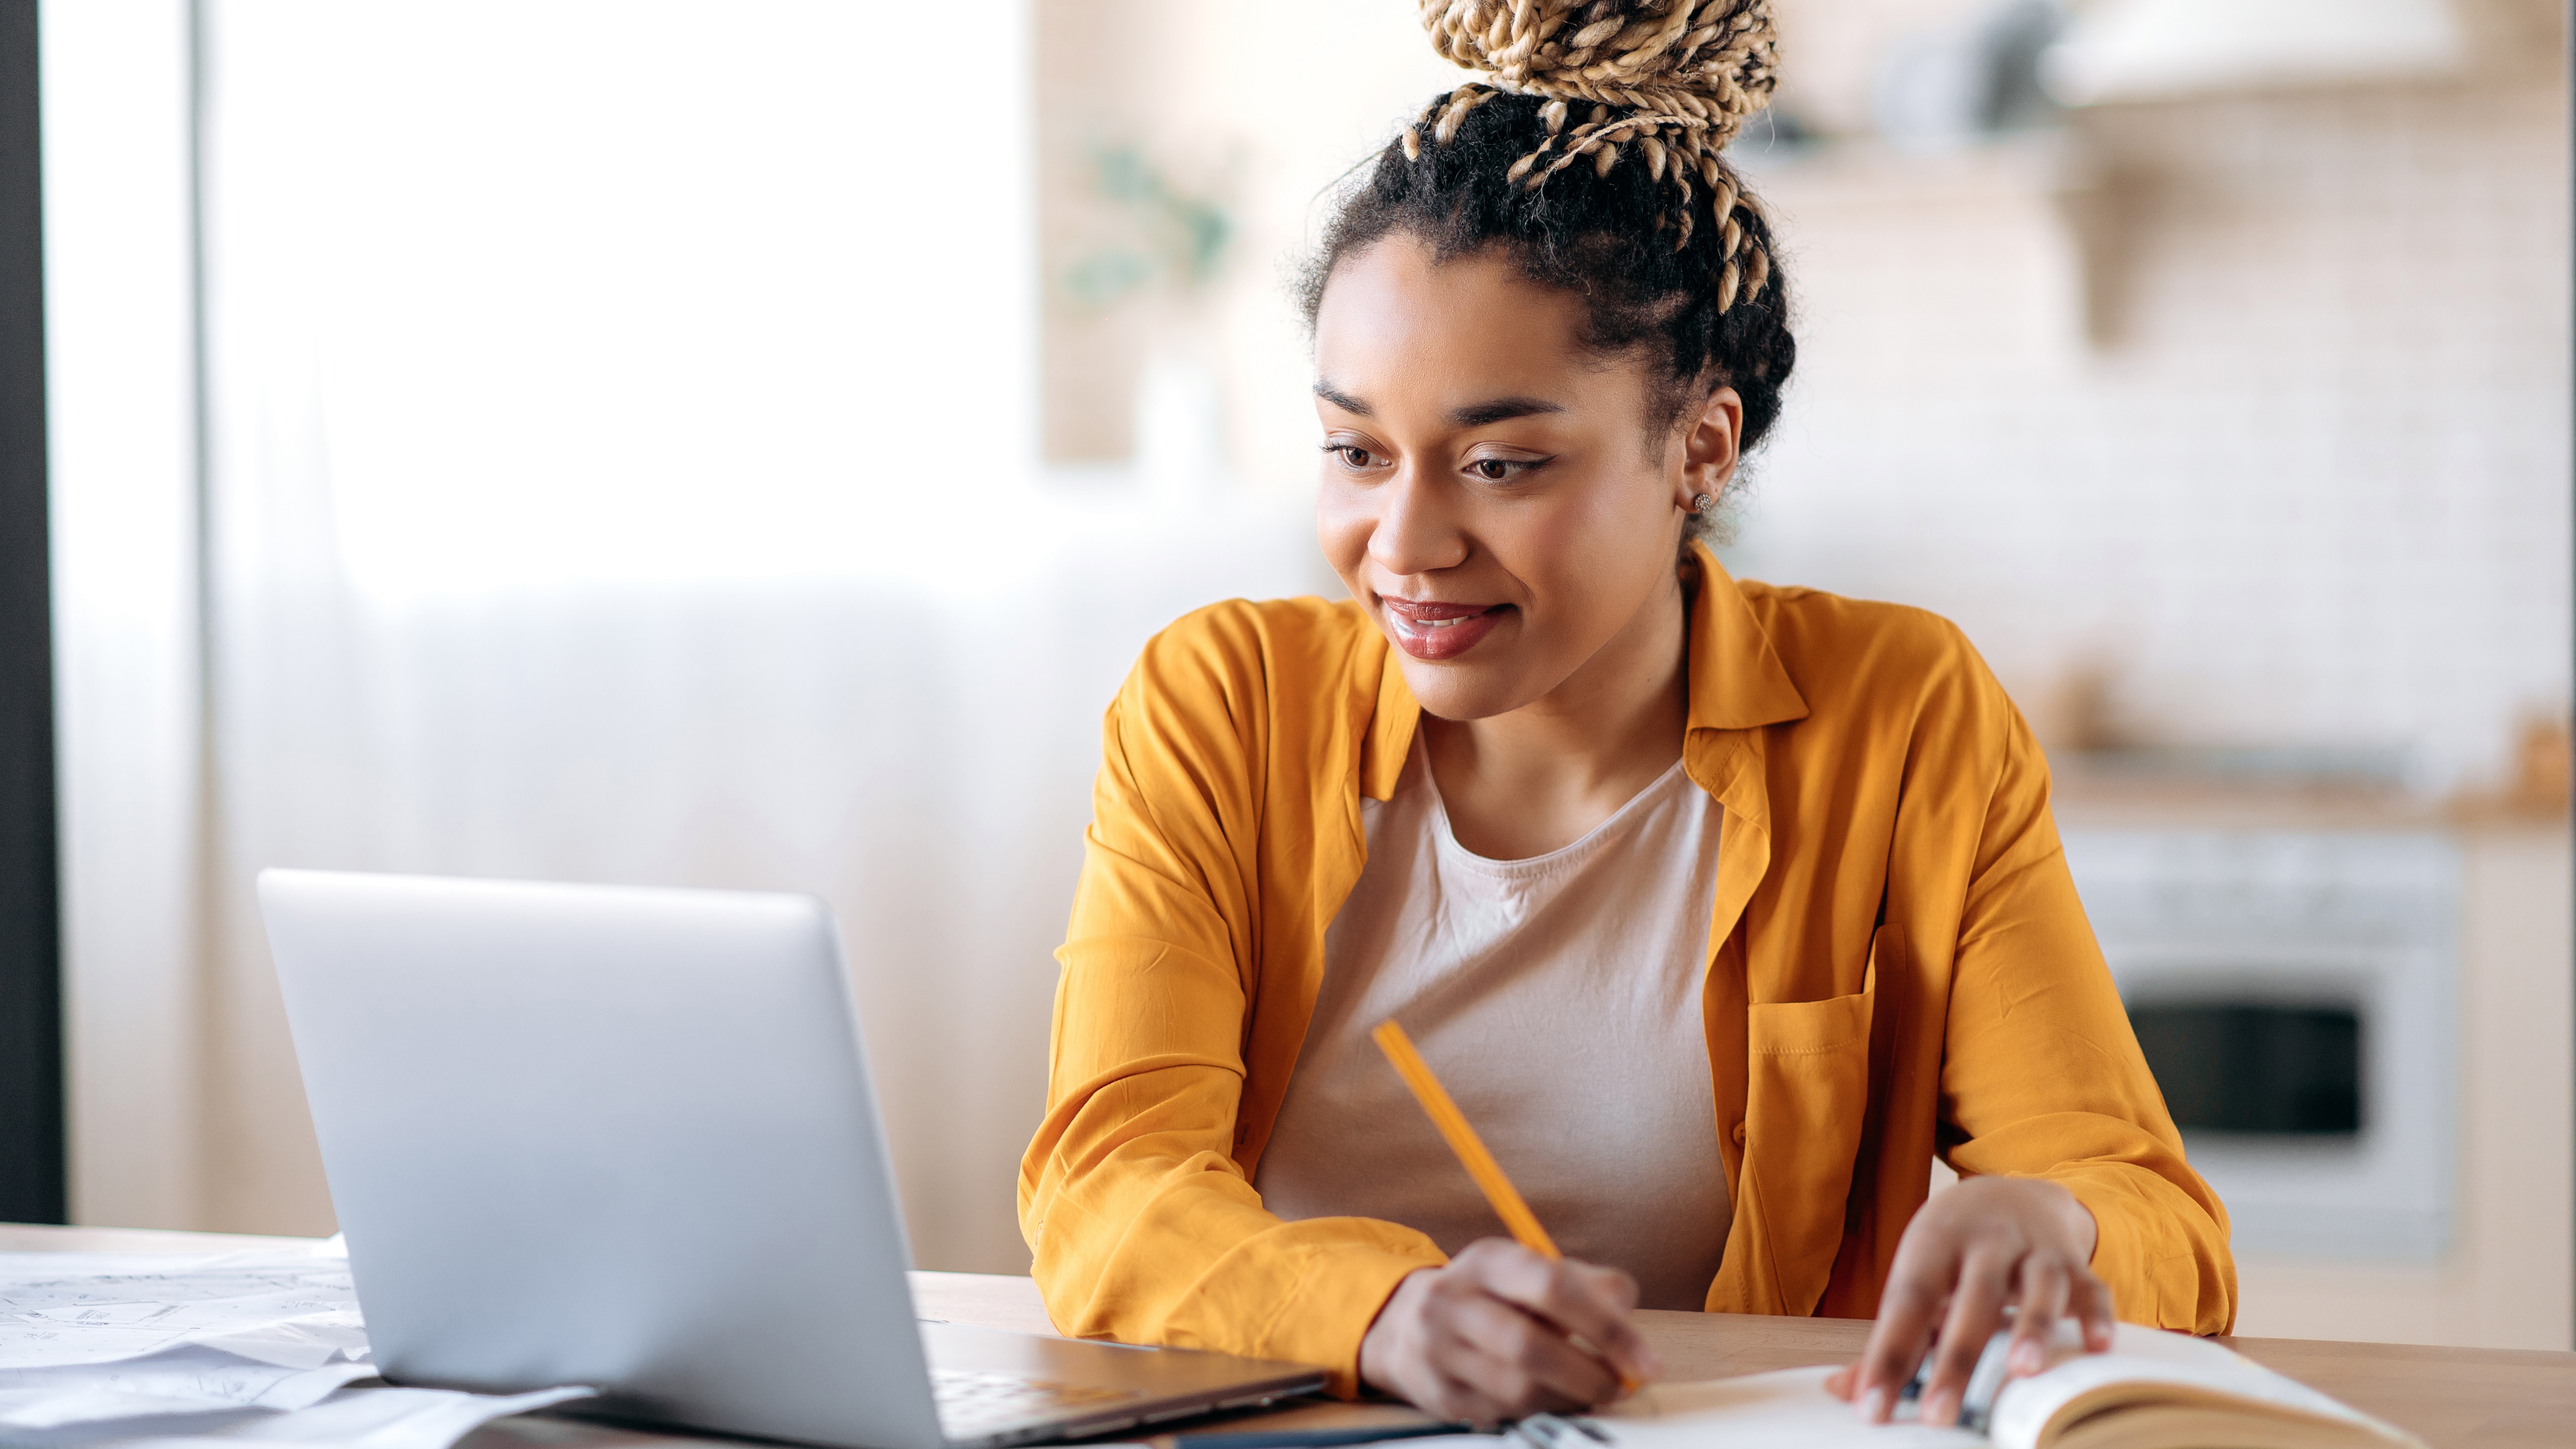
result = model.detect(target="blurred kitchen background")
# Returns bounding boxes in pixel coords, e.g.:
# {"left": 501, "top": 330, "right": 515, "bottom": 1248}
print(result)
{"left": 35, "top": 0, "right": 2571, "bottom": 1349}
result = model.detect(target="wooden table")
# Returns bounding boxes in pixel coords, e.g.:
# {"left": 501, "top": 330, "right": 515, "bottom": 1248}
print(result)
{"left": 9, "top": 1225, "right": 2572, "bottom": 1448}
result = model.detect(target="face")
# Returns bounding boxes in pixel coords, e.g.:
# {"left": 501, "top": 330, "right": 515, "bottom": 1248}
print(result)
{"left": 1312, "top": 234, "right": 1742, "bottom": 723}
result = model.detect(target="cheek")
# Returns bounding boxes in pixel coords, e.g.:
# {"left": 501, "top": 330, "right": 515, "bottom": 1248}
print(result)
{"left": 1504, "top": 463, "right": 1675, "bottom": 592}
{"left": 1314, "top": 478, "right": 1373, "bottom": 586}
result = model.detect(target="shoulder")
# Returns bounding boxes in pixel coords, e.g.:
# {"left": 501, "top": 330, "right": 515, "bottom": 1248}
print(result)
{"left": 1112, "top": 595, "right": 1383, "bottom": 752}
{"left": 1096, "top": 595, "right": 1385, "bottom": 830}
{"left": 1126, "top": 595, "right": 1379, "bottom": 701}
{"left": 1735, "top": 580, "right": 2011, "bottom": 731}
{"left": 1737, "top": 581, "right": 1981, "bottom": 671}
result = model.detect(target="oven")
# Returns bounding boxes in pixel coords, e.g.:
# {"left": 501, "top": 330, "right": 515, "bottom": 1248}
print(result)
{"left": 2059, "top": 828, "right": 2461, "bottom": 1260}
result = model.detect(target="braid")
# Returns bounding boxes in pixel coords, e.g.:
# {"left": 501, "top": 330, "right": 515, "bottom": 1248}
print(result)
{"left": 1406, "top": 0, "right": 1782, "bottom": 315}
{"left": 1303, "top": 0, "right": 1797, "bottom": 541}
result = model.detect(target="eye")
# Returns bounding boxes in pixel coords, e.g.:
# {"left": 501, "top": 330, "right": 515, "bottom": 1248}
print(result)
{"left": 1467, "top": 456, "right": 1537, "bottom": 482}
{"left": 1325, "top": 443, "right": 1380, "bottom": 470}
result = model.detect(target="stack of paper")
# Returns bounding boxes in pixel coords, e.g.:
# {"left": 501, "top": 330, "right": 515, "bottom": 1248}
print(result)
{"left": 0, "top": 1247, "right": 589, "bottom": 1449}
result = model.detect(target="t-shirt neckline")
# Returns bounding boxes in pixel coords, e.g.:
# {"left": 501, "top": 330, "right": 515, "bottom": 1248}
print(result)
{"left": 1414, "top": 736, "right": 1698, "bottom": 878}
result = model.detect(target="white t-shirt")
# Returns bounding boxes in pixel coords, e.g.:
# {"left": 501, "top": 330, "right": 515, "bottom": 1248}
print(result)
{"left": 1252, "top": 735, "right": 1732, "bottom": 1310}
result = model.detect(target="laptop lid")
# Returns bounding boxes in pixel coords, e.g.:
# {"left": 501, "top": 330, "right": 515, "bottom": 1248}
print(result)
{"left": 260, "top": 869, "right": 948, "bottom": 1449}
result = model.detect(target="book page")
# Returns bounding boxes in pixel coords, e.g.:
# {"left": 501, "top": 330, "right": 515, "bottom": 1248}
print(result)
{"left": 1595, "top": 1366, "right": 1986, "bottom": 1449}
{"left": 1984, "top": 1325, "right": 2411, "bottom": 1449}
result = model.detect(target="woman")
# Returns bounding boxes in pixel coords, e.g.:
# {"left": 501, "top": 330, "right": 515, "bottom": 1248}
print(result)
{"left": 1019, "top": 0, "right": 2232, "bottom": 1428}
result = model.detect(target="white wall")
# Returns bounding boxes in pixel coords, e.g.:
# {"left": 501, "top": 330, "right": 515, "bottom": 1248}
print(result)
{"left": 1731, "top": 65, "right": 2571, "bottom": 794}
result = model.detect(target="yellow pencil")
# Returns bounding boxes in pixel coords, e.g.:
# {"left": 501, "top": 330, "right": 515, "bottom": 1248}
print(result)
{"left": 1370, "top": 1018, "right": 1640, "bottom": 1396}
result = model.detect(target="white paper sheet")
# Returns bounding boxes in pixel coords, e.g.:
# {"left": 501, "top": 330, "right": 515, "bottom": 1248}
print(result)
{"left": 0, "top": 1349, "right": 378, "bottom": 1428}
{"left": 0, "top": 1384, "right": 595, "bottom": 1449}
{"left": 1595, "top": 1367, "right": 1986, "bottom": 1449}
{"left": 0, "top": 1249, "right": 589, "bottom": 1449}
{"left": 0, "top": 1254, "right": 365, "bottom": 1372}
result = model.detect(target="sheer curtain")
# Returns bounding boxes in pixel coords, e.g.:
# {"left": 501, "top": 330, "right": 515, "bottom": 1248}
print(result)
{"left": 178, "top": 0, "right": 1329, "bottom": 1270}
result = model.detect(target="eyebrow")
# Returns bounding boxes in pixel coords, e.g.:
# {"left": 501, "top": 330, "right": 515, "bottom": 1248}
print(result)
{"left": 1449, "top": 396, "right": 1564, "bottom": 427}
{"left": 1311, "top": 382, "right": 1566, "bottom": 428}
{"left": 1313, "top": 382, "right": 1372, "bottom": 416}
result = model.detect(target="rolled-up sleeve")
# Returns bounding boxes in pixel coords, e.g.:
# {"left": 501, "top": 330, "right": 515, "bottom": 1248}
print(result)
{"left": 1018, "top": 623, "right": 1443, "bottom": 1394}
{"left": 1937, "top": 710, "right": 2237, "bottom": 1334}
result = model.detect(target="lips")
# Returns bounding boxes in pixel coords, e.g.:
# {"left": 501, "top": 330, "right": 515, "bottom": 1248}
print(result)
{"left": 1381, "top": 596, "right": 1510, "bottom": 661}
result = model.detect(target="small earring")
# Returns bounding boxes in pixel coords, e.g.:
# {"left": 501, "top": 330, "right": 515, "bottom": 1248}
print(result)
{"left": 1690, "top": 493, "right": 1716, "bottom": 514}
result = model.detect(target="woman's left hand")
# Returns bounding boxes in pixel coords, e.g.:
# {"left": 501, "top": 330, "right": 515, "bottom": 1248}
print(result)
{"left": 1825, "top": 1176, "right": 2115, "bottom": 1426}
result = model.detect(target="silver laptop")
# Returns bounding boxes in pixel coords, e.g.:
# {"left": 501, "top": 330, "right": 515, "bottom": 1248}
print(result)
{"left": 258, "top": 869, "right": 1325, "bottom": 1449}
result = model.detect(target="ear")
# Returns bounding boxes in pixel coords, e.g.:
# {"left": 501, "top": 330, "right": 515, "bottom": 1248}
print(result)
{"left": 1672, "top": 385, "right": 1745, "bottom": 513}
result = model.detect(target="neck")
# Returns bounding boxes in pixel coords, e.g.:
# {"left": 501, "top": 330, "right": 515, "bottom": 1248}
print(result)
{"left": 1422, "top": 567, "right": 1692, "bottom": 860}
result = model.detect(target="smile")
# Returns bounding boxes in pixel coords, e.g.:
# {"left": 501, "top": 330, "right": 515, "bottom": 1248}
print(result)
{"left": 1381, "top": 597, "right": 1510, "bottom": 661}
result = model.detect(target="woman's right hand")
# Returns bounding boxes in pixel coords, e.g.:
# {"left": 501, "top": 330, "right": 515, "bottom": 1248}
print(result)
{"left": 1356, "top": 1239, "right": 1661, "bottom": 1425}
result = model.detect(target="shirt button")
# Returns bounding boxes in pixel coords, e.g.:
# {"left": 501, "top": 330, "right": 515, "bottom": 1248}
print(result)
{"left": 1731, "top": 1120, "right": 1748, "bottom": 1145}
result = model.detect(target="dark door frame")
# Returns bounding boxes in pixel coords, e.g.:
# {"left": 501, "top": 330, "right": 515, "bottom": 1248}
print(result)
{"left": 0, "top": 0, "right": 64, "bottom": 1226}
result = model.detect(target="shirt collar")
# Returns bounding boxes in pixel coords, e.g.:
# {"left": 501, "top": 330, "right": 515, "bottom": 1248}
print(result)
{"left": 1683, "top": 541, "right": 1809, "bottom": 735}
{"left": 1360, "top": 541, "right": 1808, "bottom": 802}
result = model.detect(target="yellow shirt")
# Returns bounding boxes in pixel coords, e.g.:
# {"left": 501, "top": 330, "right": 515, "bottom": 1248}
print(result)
{"left": 1019, "top": 546, "right": 2234, "bottom": 1394}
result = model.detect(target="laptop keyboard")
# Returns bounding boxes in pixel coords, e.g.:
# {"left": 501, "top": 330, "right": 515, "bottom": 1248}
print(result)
{"left": 932, "top": 1368, "right": 1144, "bottom": 1435}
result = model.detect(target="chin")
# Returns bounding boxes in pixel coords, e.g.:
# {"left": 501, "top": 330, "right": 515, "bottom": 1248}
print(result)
{"left": 1390, "top": 655, "right": 1531, "bottom": 723}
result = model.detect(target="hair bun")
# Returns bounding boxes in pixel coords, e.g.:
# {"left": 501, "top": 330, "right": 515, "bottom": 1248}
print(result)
{"left": 1421, "top": 0, "right": 1779, "bottom": 146}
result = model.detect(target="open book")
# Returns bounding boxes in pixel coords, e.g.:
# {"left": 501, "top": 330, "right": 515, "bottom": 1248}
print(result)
{"left": 1578, "top": 1325, "right": 2422, "bottom": 1449}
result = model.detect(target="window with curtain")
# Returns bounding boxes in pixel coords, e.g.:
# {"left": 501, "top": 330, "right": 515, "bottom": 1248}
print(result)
{"left": 55, "top": 0, "right": 1329, "bottom": 1272}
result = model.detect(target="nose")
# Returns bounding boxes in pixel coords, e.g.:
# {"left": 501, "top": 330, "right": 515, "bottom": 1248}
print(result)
{"left": 1369, "top": 465, "right": 1469, "bottom": 578}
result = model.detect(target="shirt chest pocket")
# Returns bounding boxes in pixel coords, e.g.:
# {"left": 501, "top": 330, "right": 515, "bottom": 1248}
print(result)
{"left": 1736, "top": 926, "right": 1892, "bottom": 1315}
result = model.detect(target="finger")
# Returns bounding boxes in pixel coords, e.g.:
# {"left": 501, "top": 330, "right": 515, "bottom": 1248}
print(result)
{"left": 1438, "top": 1328, "right": 1584, "bottom": 1423}
{"left": 1560, "top": 1261, "right": 1659, "bottom": 1384}
{"left": 1471, "top": 1246, "right": 1647, "bottom": 1370}
{"left": 1851, "top": 1273, "right": 1944, "bottom": 1422}
{"left": 1920, "top": 1247, "right": 2013, "bottom": 1427}
{"left": 1468, "top": 1246, "right": 1661, "bottom": 1384}
{"left": 2066, "top": 1265, "right": 2117, "bottom": 1353}
{"left": 1824, "top": 1364, "right": 1857, "bottom": 1401}
{"left": 1592, "top": 1259, "right": 1642, "bottom": 1312}
{"left": 1413, "top": 1307, "right": 1521, "bottom": 1427}
{"left": 1429, "top": 1368, "right": 1511, "bottom": 1431}
{"left": 1392, "top": 1280, "right": 1503, "bottom": 1424}
{"left": 2007, "top": 1259, "right": 2070, "bottom": 1376}
{"left": 1449, "top": 1290, "right": 1619, "bottom": 1409}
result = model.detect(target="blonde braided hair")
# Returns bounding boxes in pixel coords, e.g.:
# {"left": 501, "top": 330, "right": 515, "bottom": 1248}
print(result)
{"left": 1402, "top": 0, "right": 1779, "bottom": 313}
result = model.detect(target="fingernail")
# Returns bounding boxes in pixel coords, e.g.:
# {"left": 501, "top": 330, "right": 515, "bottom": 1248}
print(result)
{"left": 2011, "top": 1339, "right": 2045, "bottom": 1374}
{"left": 1925, "top": 1392, "right": 1956, "bottom": 1427}
{"left": 1860, "top": 1386, "right": 1891, "bottom": 1423}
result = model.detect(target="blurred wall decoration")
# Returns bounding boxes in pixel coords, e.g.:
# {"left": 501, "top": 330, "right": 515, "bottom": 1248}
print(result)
{"left": 42, "top": 0, "right": 2576, "bottom": 1351}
